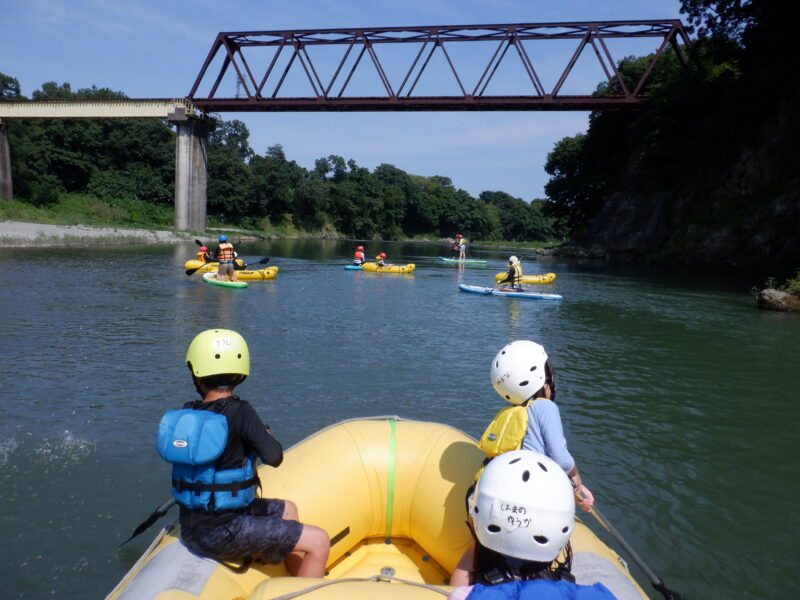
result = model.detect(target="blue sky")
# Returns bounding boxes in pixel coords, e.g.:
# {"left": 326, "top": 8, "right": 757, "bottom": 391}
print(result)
{"left": 2, "top": 0, "right": 685, "bottom": 201}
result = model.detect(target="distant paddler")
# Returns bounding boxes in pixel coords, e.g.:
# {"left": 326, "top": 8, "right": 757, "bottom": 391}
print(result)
{"left": 497, "top": 255, "right": 523, "bottom": 291}
{"left": 353, "top": 245, "right": 366, "bottom": 266}
{"left": 196, "top": 245, "right": 212, "bottom": 263}
{"left": 214, "top": 235, "right": 238, "bottom": 282}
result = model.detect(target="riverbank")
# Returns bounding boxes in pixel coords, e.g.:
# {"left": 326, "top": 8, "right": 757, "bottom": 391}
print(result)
{"left": 0, "top": 220, "right": 194, "bottom": 247}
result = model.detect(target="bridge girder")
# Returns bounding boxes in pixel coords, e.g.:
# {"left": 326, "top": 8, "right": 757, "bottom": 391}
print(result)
{"left": 189, "top": 20, "right": 691, "bottom": 112}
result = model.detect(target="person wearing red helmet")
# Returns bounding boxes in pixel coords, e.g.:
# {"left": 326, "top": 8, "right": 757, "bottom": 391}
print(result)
{"left": 457, "top": 234, "right": 467, "bottom": 260}
{"left": 196, "top": 245, "right": 212, "bottom": 263}
{"left": 376, "top": 252, "right": 388, "bottom": 268}
{"left": 353, "top": 245, "right": 366, "bottom": 266}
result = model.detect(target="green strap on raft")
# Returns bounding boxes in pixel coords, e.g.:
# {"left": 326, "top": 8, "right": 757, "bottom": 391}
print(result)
{"left": 385, "top": 418, "right": 397, "bottom": 543}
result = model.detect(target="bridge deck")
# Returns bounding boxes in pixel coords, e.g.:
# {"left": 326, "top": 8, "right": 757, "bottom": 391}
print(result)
{"left": 0, "top": 99, "right": 197, "bottom": 120}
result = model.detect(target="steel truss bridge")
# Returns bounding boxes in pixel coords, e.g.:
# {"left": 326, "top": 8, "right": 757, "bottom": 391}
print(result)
{"left": 0, "top": 20, "right": 691, "bottom": 227}
{"left": 189, "top": 20, "right": 690, "bottom": 112}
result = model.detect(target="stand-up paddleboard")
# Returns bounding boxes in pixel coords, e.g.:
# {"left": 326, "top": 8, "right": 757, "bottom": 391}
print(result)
{"left": 459, "top": 284, "right": 562, "bottom": 301}
{"left": 202, "top": 273, "right": 248, "bottom": 288}
{"left": 344, "top": 265, "right": 363, "bottom": 270}
{"left": 438, "top": 256, "right": 488, "bottom": 264}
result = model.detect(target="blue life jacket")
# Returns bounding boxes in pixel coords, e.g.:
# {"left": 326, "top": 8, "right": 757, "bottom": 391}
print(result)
{"left": 466, "top": 579, "right": 618, "bottom": 600}
{"left": 156, "top": 408, "right": 259, "bottom": 511}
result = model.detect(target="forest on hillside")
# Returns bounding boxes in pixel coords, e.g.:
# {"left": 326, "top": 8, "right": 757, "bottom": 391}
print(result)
{"left": 0, "top": 75, "right": 557, "bottom": 243}
{"left": 543, "top": 0, "right": 799, "bottom": 270}
{"left": 3, "top": 0, "right": 795, "bottom": 269}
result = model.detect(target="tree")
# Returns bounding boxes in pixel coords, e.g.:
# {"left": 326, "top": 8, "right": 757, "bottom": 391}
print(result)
{"left": 0, "top": 73, "right": 22, "bottom": 100}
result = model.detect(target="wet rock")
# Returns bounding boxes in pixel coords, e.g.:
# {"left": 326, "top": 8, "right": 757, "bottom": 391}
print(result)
{"left": 757, "top": 288, "right": 800, "bottom": 312}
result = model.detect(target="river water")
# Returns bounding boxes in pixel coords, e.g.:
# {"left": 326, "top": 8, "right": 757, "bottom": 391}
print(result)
{"left": 0, "top": 239, "right": 797, "bottom": 600}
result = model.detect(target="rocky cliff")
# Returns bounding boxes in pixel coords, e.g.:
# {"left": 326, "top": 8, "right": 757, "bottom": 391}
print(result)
{"left": 576, "top": 99, "right": 800, "bottom": 273}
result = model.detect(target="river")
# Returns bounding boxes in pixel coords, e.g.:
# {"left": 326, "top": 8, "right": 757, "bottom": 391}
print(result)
{"left": 0, "top": 239, "right": 797, "bottom": 600}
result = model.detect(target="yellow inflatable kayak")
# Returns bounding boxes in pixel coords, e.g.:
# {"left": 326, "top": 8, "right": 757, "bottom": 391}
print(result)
{"left": 494, "top": 271, "right": 556, "bottom": 284}
{"left": 184, "top": 259, "right": 245, "bottom": 274}
{"left": 185, "top": 260, "right": 278, "bottom": 281}
{"left": 107, "top": 418, "right": 650, "bottom": 600}
{"left": 361, "top": 262, "right": 416, "bottom": 273}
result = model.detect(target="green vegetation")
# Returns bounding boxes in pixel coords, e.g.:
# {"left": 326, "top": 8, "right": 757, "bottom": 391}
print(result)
{"left": 0, "top": 75, "right": 557, "bottom": 245}
{"left": 543, "top": 0, "right": 798, "bottom": 270}
{"left": 752, "top": 270, "right": 800, "bottom": 298}
{"left": 0, "top": 194, "right": 175, "bottom": 229}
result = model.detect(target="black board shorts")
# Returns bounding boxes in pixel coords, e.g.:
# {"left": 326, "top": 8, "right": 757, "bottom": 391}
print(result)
{"left": 181, "top": 498, "right": 303, "bottom": 564}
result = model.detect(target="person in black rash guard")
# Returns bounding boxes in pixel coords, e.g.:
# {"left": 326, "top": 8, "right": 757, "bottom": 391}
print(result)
{"left": 164, "top": 329, "right": 330, "bottom": 576}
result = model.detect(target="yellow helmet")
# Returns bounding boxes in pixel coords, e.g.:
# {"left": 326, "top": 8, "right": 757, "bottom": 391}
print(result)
{"left": 185, "top": 329, "right": 250, "bottom": 378}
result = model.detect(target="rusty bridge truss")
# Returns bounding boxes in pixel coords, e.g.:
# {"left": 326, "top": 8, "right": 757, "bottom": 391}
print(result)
{"left": 188, "top": 20, "right": 690, "bottom": 112}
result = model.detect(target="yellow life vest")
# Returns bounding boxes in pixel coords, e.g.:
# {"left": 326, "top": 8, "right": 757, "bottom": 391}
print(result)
{"left": 478, "top": 400, "right": 538, "bottom": 458}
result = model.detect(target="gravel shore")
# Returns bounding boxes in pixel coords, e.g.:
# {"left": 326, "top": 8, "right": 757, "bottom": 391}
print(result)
{"left": 0, "top": 220, "right": 193, "bottom": 247}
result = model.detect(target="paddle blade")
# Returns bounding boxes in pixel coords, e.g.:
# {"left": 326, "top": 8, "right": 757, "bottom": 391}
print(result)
{"left": 194, "top": 239, "right": 203, "bottom": 246}
{"left": 119, "top": 499, "right": 176, "bottom": 548}
{"left": 241, "top": 257, "right": 271, "bottom": 269}
{"left": 652, "top": 580, "right": 685, "bottom": 600}
{"left": 185, "top": 266, "right": 203, "bottom": 276}
{"left": 119, "top": 512, "right": 161, "bottom": 548}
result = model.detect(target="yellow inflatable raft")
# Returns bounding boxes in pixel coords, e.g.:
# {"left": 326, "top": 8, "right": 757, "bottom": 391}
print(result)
{"left": 106, "top": 418, "right": 649, "bottom": 600}
{"left": 184, "top": 259, "right": 245, "bottom": 274}
{"left": 185, "top": 260, "right": 278, "bottom": 281}
{"left": 361, "top": 262, "right": 416, "bottom": 273}
{"left": 494, "top": 271, "right": 557, "bottom": 284}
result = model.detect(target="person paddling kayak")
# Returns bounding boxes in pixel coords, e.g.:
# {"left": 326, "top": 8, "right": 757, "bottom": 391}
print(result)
{"left": 354, "top": 245, "right": 366, "bottom": 266}
{"left": 196, "top": 245, "right": 212, "bottom": 263}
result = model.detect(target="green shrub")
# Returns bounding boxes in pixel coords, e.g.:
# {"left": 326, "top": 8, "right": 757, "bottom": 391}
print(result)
{"left": 29, "top": 183, "right": 61, "bottom": 207}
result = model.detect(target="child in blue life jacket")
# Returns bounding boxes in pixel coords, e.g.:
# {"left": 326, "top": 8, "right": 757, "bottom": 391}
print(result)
{"left": 448, "top": 450, "right": 617, "bottom": 600}
{"left": 156, "top": 329, "right": 330, "bottom": 575}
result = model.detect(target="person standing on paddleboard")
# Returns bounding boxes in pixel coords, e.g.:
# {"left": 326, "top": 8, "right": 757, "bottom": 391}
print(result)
{"left": 156, "top": 329, "right": 330, "bottom": 576}
{"left": 214, "top": 235, "right": 238, "bottom": 282}
{"left": 458, "top": 234, "right": 467, "bottom": 260}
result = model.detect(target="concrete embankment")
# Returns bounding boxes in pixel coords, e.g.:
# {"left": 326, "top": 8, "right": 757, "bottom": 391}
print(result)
{"left": 0, "top": 221, "right": 192, "bottom": 247}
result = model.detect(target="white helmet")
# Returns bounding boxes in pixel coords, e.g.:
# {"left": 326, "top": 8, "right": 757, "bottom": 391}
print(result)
{"left": 468, "top": 450, "right": 574, "bottom": 562}
{"left": 509, "top": 255, "right": 519, "bottom": 264}
{"left": 490, "top": 340, "right": 549, "bottom": 405}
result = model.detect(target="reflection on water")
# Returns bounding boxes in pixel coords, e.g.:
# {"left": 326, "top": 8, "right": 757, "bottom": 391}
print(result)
{"left": 0, "top": 240, "right": 797, "bottom": 600}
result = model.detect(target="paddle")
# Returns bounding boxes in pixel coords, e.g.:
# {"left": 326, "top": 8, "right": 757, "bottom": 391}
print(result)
{"left": 119, "top": 497, "right": 176, "bottom": 548}
{"left": 581, "top": 494, "right": 684, "bottom": 600}
{"left": 241, "top": 257, "right": 270, "bottom": 269}
{"left": 185, "top": 256, "right": 270, "bottom": 276}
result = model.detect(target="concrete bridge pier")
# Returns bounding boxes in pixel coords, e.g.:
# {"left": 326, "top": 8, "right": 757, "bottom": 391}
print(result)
{"left": 171, "top": 111, "right": 212, "bottom": 232}
{"left": 0, "top": 122, "right": 12, "bottom": 201}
